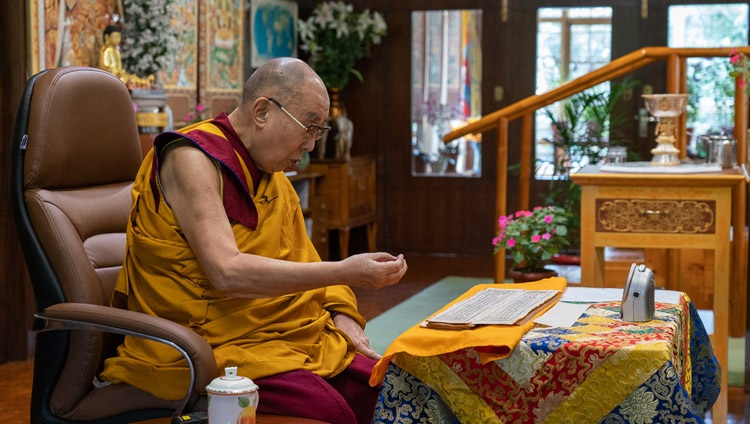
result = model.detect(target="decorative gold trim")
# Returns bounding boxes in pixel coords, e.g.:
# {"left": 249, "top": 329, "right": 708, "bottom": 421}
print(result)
{"left": 136, "top": 112, "right": 170, "bottom": 127}
{"left": 595, "top": 198, "right": 715, "bottom": 234}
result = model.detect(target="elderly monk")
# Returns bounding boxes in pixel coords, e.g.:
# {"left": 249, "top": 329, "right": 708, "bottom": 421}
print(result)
{"left": 100, "top": 57, "right": 407, "bottom": 424}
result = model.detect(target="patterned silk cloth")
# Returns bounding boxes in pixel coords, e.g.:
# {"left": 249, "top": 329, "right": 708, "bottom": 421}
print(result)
{"left": 373, "top": 295, "right": 720, "bottom": 423}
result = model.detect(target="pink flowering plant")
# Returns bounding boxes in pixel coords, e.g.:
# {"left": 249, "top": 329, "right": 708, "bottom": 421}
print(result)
{"left": 184, "top": 103, "right": 206, "bottom": 125}
{"left": 492, "top": 206, "right": 570, "bottom": 271}
{"left": 729, "top": 49, "right": 750, "bottom": 96}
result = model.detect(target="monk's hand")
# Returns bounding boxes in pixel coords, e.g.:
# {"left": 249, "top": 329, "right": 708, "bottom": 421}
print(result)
{"left": 341, "top": 253, "right": 407, "bottom": 290}
{"left": 333, "top": 313, "right": 381, "bottom": 360}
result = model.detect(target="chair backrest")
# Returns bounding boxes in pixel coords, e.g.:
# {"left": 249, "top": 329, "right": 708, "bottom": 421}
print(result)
{"left": 10, "top": 66, "right": 144, "bottom": 419}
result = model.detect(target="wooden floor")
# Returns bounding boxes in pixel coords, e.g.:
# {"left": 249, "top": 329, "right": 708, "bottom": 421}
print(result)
{"left": 1, "top": 254, "right": 748, "bottom": 423}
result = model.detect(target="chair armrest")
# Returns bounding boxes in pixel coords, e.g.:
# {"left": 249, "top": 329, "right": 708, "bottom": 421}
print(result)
{"left": 39, "top": 302, "right": 218, "bottom": 416}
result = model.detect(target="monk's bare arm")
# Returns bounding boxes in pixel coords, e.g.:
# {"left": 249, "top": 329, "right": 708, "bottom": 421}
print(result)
{"left": 159, "top": 144, "right": 407, "bottom": 298}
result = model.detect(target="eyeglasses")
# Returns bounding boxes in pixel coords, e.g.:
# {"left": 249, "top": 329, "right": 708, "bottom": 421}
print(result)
{"left": 267, "top": 98, "right": 331, "bottom": 141}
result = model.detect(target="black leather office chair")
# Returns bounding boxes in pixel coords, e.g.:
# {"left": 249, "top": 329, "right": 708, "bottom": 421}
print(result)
{"left": 10, "top": 66, "right": 217, "bottom": 423}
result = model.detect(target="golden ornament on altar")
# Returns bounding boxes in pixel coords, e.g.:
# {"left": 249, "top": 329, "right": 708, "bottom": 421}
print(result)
{"left": 642, "top": 93, "right": 689, "bottom": 166}
{"left": 99, "top": 25, "right": 154, "bottom": 90}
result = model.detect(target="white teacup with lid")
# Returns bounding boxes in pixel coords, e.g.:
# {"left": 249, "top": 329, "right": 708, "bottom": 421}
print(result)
{"left": 205, "top": 366, "right": 259, "bottom": 424}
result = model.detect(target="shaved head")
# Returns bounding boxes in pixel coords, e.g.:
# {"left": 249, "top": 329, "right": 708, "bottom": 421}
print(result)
{"left": 242, "top": 57, "right": 322, "bottom": 105}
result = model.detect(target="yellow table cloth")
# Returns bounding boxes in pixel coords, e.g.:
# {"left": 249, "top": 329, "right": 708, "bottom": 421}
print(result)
{"left": 370, "top": 278, "right": 568, "bottom": 387}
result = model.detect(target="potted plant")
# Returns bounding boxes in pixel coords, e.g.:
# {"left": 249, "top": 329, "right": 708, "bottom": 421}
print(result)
{"left": 492, "top": 206, "right": 570, "bottom": 282}
{"left": 183, "top": 103, "right": 206, "bottom": 125}
{"left": 541, "top": 80, "right": 637, "bottom": 261}
{"left": 297, "top": 1, "right": 387, "bottom": 91}
{"left": 297, "top": 1, "right": 387, "bottom": 160}
{"left": 729, "top": 49, "right": 750, "bottom": 96}
{"left": 544, "top": 80, "right": 637, "bottom": 176}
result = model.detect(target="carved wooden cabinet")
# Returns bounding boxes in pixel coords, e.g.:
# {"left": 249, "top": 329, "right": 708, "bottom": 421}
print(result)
{"left": 571, "top": 164, "right": 747, "bottom": 416}
{"left": 289, "top": 171, "right": 329, "bottom": 260}
{"left": 307, "top": 156, "right": 377, "bottom": 259}
{"left": 594, "top": 198, "right": 717, "bottom": 234}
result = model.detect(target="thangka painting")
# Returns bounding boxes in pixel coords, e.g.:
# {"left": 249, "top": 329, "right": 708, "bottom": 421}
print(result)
{"left": 249, "top": 0, "right": 297, "bottom": 68}
{"left": 206, "top": 0, "right": 243, "bottom": 91}
{"left": 159, "top": 0, "right": 198, "bottom": 89}
{"left": 29, "top": 0, "right": 121, "bottom": 73}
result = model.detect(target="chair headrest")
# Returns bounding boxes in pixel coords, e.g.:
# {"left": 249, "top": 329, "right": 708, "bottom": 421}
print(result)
{"left": 24, "top": 66, "right": 143, "bottom": 190}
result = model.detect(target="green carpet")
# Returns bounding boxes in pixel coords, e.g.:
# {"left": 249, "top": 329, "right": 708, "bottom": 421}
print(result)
{"left": 365, "top": 276, "right": 489, "bottom": 355}
{"left": 365, "top": 276, "right": 745, "bottom": 387}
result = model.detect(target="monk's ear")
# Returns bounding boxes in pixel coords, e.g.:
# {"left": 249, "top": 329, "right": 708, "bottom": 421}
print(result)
{"left": 251, "top": 98, "right": 271, "bottom": 126}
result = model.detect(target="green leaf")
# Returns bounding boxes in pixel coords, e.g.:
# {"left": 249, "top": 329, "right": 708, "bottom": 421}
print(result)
{"left": 350, "top": 69, "right": 364, "bottom": 82}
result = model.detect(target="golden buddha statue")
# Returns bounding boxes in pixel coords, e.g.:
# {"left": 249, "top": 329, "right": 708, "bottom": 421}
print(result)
{"left": 99, "top": 25, "right": 154, "bottom": 89}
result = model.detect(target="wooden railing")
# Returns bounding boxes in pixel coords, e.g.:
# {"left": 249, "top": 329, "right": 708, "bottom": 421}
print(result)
{"left": 444, "top": 46, "right": 750, "bottom": 283}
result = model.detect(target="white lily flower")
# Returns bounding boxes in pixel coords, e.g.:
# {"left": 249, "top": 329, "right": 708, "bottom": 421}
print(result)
{"left": 314, "top": 2, "right": 335, "bottom": 28}
{"left": 295, "top": 1, "right": 387, "bottom": 89}
{"left": 298, "top": 18, "right": 314, "bottom": 41}
{"left": 372, "top": 12, "right": 387, "bottom": 35}
{"left": 331, "top": 17, "right": 350, "bottom": 38}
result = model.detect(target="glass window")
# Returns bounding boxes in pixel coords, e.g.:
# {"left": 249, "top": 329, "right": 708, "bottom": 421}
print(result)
{"left": 411, "top": 10, "right": 482, "bottom": 177}
{"left": 668, "top": 4, "right": 749, "bottom": 159}
{"left": 535, "top": 7, "right": 613, "bottom": 178}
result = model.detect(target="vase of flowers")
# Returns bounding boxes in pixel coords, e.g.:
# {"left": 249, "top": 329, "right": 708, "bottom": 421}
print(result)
{"left": 298, "top": 1, "right": 386, "bottom": 160}
{"left": 298, "top": 1, "right": 387, "bottom": 91}
{"left": 493, "top": 206, "right": 570, "bottom": 282}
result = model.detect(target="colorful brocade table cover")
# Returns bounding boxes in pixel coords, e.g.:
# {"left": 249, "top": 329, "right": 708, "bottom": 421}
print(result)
{"left": 372, "top": 296, "right": 720, "bottom": 424}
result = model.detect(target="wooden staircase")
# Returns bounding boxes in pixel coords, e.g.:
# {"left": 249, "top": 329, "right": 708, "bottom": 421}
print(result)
{"left": 445, "top": 46, "right": 750, "bottom": 284}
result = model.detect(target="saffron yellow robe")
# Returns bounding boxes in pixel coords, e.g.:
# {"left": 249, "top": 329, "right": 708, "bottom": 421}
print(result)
{"left": 101, "top": 115, "right": 364, "bottom": 400}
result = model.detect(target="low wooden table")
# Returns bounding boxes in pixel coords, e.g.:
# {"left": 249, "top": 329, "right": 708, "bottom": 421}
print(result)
{"left": 570, "top": 164, "right": 747, "bottom": 424}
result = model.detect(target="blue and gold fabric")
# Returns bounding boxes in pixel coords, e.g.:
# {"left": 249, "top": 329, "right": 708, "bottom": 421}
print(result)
{"left": 373, "top": 296, "right": 719, "bottom": 423}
